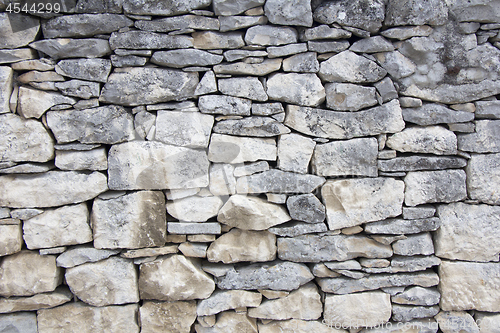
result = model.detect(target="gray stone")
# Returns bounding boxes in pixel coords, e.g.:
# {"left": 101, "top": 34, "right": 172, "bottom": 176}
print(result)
{"left": 325, "top": 83, "right": 377, "bottom": 111}
{"left": 123, "top": 0, "right": 211, "bottom": 15}
{"left": 403, "top": 104, "right": 474, "bottom": 126}
{"left": 111, "top": 55, "right": 147, "bottom": 67}
{"left": 312, "top": 138, "right": 378, "bottom": 177}
{"left": 278, "top": 234, "right": 392, "bottom": 263}
{"left": 213, "top": 58, "right": 282, "bottom": 76}
{"left": 208, "top": 134, "right": 276, "bottom": 163}
{"left": 224, "top": 49, "right": 268, "bottom": 62}
{"left": 392, "top": 287, "right": 440, "bottom": 306}
{"left": 65, "top": 256, "right": 139, "bottom": 307}
{"left": 0, "top": 48, "right": 37, "bottom": 64}
{"left": 404, "top": 170, "right": 467, "bottom": 206}
{"left": 219, "top": 16, "right": 267, "bottom": 32}
{"left": 0, "top": 312, "right": 37, "bottom": 333}
{"left": 0, "top": 171, "right": 107, "bottom": 208}
{"left": 140, "top": 301, "right": 197, "bottom": 333}
{"left": 264, "top": 0, "right": 313, "bottom": 27}
{"left": 475, "top": 100, "right": 500, "bottom": 119}
{"left": 466, "top": 153, "right": 500, "bottom": 205}
{"left": 17, "top": 87, "right": 76, "bottom": 119}
{"left": 392, "top": 233, "right": 435, "bottom": 256}
{"left": 217, "top": 195, "right": 290, "bottom": 230}
{"left": 199, "top": 95, "right": 251, "bottom": 115}
{"left": 381, "top": 25, "right": 433, "bottom": 40}
{"left": 277, "top": 133, "right": 315, "bottom": 174}
{"left": 213, "top": 0, "right": 265, "bottom": 15}
{"left": 135, "top": 15, "right": 219, "bottom": 32}
{"left": 0, "top": 114, "right": 54, "bottom": 163}
{"left": 10, "top": 59, "right": 54, "bottom": 71}
{"left": 365, "top": 217, "right": 441, "bottom": 234}
{"left": 361, "top": 255, "right": 441, "bottom": 274}
{"left": 139, "top": 254, "right": 215, "bottom": 301}
{"left": 439, "top": 261, "right": 500, "bottom": 311}
{"left": 386, "top": 126, "right": 457, "bottom": 155}
{"left": 319, "top": 50, "right": 387, "bottom": 83}
{"left": 378, "top": 155, "right": 467, "bottom": 172}
{"left": 267, "top": 73, "right": 325, "bottom": 107}
{"left": 282, "top": 52, "right": 319, "bottom": 73}
{"left": 209, "top": 164, "right": 236, "bottom": 196}
{"left": 216, "top": 260, "right": 313, "bottom": 291}
{"left": 268, "top": 221, "right": 328, "bottom": 237}
{"left": 435, "top": 203, "right": 500, "bottom": 262}
{"left": 385, "top": 0, "right": 448, "bottom": 26}
{"left": 47, "top": 106, "right": 134, "bottom": 144}
{"left": 0, "top": 13, "right": 39, "bottom": 49}
{"left": 218, "top": 77, "right": 268, "bottom": 101}
{"left": 258, "top": 319, "right": 347, "bottom": 333}
{"left": 474, "top": 313, "right": 500, "bottom": 333}
{"left": 236, "top": 169, "right": 325, "bottom": 194}
{"left": 318, "top": 270, "right": 439, "bottom": 294}
{"left": 245, "top": 25, "right": 298, "bottom": 46}
{"left": 30, "top": 38, "right": 111, "bottom": 59}
{"left": 0, "top": 67, "right": 12, "bottom": 114}
{"left": 53, "top": 143, "right": 101, "bottom": 151}
{"left": 109, "top": 31, "right": 195, "bottom": 49}
{"left": 192, "top": 31, "right": 245, "bottom": 49}
{"left": 100, "top": 67, "right": 198, "bottom": 106}
{"left": 91, "top": 191, "right": 166, "bottom": 249}
{"left": 286, "top": 194, "right": 325, "bottom": 223}
{"left": 155, "top": 111, "right": 214, "bottom": 148}
{"left": 167, "top": 195, "right": 222, "bottom": 222}
{"left": 375, "top": 77, "right": 399, "bottom": 102}
{"left": 121, "top": 246, "right": 178, "bottom": 259}
{"left": 375, "top": 51, "right": 416, "bottom": 79}
{"left": 448, "top": 0, "right": 500, "bottom": 23}
{"left": 56, "top": 245, "right": 119, "bottom": 268}
{"left": 302, "top": 25, "right": 351, "bottom": 41}
{"left": 214, "top": 117, "right": 290, "bottom": 137}
{"left": 195, "top": 311, "right": 258, "bottom": 333}
{"left": 403, "top": 206, "right": 436, "bottom": 220}
{"left": 55, "top": 59, "right": 111, "bottom": 83}
{"left": 322, "top": 178, "right": 404, "bottom": 230}
{"left": 392, "top": 304, "right": 440, "bottom": 322}
{"left": 0, "top": 287, "right": 72, "bottom": 313}
{"left": 435, "top": 311, "right": 478, "bottom": 333}
{"left": 234, "top": 161, "right": 269, "bottom": 177}
{"left": 55, "top": 148, "right": 108, "bottom": 171}
{"left": 307, "top": 40, "right": 350, "bottom": 53}
{"left": 0, "top": 251, "right": 61, "bottom": 297}
{"left": 0, "top": 223, "right": 22, "bottom": 257}
{"left": 194, "top": 71, "right": 218, "bottom": 96}
{"left": 42, "top": 14, "right": 133, "bottom": 38}
{"left": 151, "top": 49, "right": 223, "bottom": 68}
{"left": 55, "top": 79, "right": 100, "bottom": 99}
{"left": 350, "top": 36, "right": 395, "bottom": 53}
{"left": 9, "top": 209, "right": 42, "bottom": 220}
{"left": 0, "top": 163, "right": 53, "bottom": 174}
{"left": 167, "top": 222, "right": 221, "bottom": 235}
{"left": 267, "top": 43, "right": 308, "bottom": 58}
{"left": 458, "top": 120, "right": 500, "bottom": 153}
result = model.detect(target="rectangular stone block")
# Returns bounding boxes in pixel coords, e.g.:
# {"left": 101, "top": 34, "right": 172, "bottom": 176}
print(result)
{"left": 167, "top": 222, "right": 221, "bottom": 235}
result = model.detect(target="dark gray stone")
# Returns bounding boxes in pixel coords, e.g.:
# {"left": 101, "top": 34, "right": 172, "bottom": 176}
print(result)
{"left": 268, "top": 221, "right": 328, "bottom": 237}
{"left": 213, "top": 117, "right": 290, "bottom": 137}
{"left": 365, "top": 217, "right": 441, "bottom": 234}
{"left": 135, "top": 15, "right": 219, "bottom": 32}
{"left": 55, "top": 58, "right": 111, "bottom": 83}
{"left": 30, "top": 39, "right": 111, "bottom": 60}
{"left": 42, "top": 14, "right": 133, "bottom": 38}
{"left": 151, "top": 49, "right": 223, "bottom": 68}
{"left": 458, "top": 120, "right": 500, "bottom": 153}
{"left": 199, "top": 95, "right": 251, "bottom": 115}
{"left": 123, "top": 0, "right": 211, "bottom": 15}
{"left": 109, "top": 31, "right": 193, "bottom": 50}
{"left": 236, "top": 169, "right": 325, "bottom": 194}
{"left": 55, "top": 80, "right": 100, "bottom": 99}
{"left": 403, "top": 103, "right": 474, "bottom": 125}
{"left": 378, "top": 155, "right": 467, "bottom": 172}
{"left": 0, "top": 13, "right": 39, "bottom": 49}
{"left": 286, "top": 194, "right": 325, "bottom": 223}
{"left": 475, "top": 101, "right": 500, "bottom": 119}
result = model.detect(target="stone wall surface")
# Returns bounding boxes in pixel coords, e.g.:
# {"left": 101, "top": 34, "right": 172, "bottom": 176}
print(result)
{"left": 0, "top": 0, "right": 499, "bottom": 331}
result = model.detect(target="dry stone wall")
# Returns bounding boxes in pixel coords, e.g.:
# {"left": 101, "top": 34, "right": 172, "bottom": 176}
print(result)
{"left": 0, "top": 0, "right": 500, "bottom": 331}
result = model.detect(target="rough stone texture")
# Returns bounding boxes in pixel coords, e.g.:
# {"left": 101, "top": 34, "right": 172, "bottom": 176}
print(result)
{"left": 322, "top": 178, "right": 404, "bottom": 230}
{"left": 156, "top": 111, "right": 213, "bottom": 148}
{"left": 123, "top": 0, "right": 211, "bottom": 15}
{"left": 55, "top": 148, "right": 108, "bottom": 171}
{"left": 192, "top": 31, "right": 245, "bottom": 49}
{"left": 392, "top": 304, "right": 440, "bottom": 322}
{"left": 236, "top": 169, "right": 325, "bottom": 194}
{"left": 475, "top": 100, "right": 500, "bottom": 119}
{"left": 277, "top": 133, "right": 315, "bottom": 174}
{"left": 167, "top": 196, "right": 222, "bottom": 222}
{"left": 392, "top": 287, "right": 440, "bottom": 306}
{"left": 213, "top": 58, "right": 282, "bottom": 76}
{"left": 152, "top": 49, "right": 223, "bottom": 68}
{"left": 55, "top": 79, "right": 100, "bottom": 99}
{"left": 197, "top": 290, "right": 262, "bottom": 316}
{"left": 458, "top": 120, "right": 500, "bottom": 153}
{"left": 286, "top": 194, "right": 325, "bottom": 223}
{"left": 386, "top": 126, "right": 458, "bottom": 155}
{"left": 0, "top": 13, "right": 39, "bottom": 49}
{"left": 213, "top": 0, "right": 265, "bottom": 16}
{"left": 30, "top": 38, "right": 111, "bottom": 59}
{"left": 17, "top": 87, "right": 77, "bottom": 119}
{"left": 245, "top": 25, "right": 298, "bottom": 46}
{"left": 319, "top": 50, "right": 387, "bottom": 83}
{"left": 56, "top": 58, "right": 111, "bottom": 83}
{"left": 325, "top": 83, "right": 377, "bottom": 111}
{"left": 268, "top": 221, "right": 328, "bottom": 237}
{"left": 0, "top": 312, "right": 37, "bottom": 333}
{"left": 282, "top": 52, "right": 319, "bottom": 73}
{"left": 385, "top": 0, "right": 448, "bottom": 26}
{"left": 403, "top": 103, "right": 474, "bottom": 126}
{"left": 0, "top": 287, "right": 72, "bottom": 313}
{"left": 0, "top": 67, "right": 12, "bottom": 114}
{"left": 199, "top": 95, "right": 251, "bottom": 116}
{"left": 435, "top": 311, "right": 478, "bottom": 333}
{"left": 378, "top": 155, "right": 467, "bottom": 172}
{"left": 264, "top": 0, "right": 312, "bottom": 27}
{"left": 56, "top": 245, "right": 119, "bottom": 268}
{"left": 365, "top": 217, "right": 441, "bottom": 234}
{"left": 214, "top": 117, "right": 290, "bottom": 137}
{"left": 42, "top": 14, "right": 133, "bottom": 38}
{"left": 218, "top": 77, "right": 268, "bottom": 101}
{"left": 195, "top": 311, "right": 258, "bottom": 333}
{"left": 466, "top": 153, "right": 500, "bottom": 205}
{"left": 392, "top": 233, "right": 435, "bottom": 256}
{"left": 109, "top": 31, "right": 194, "bottom": 50}
{"left": 258, "top": 319, "right": 343, "bottom": 333}
{"left": 140, "top": 301, "right": 196, "bottom": 333}
{"left": 404, "top": 170, "right": 467, "bottom": 206}
{"left": 267, "top": 73, "right": 325, "bottom": 107}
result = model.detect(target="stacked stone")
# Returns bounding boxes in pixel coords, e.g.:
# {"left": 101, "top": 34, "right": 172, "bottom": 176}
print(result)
{"left": 1, "top": 0, "right": 500, "bottom": 331}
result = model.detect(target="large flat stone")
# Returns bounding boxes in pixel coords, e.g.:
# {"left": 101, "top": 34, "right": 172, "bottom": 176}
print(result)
{"left": 199, "top": 95, "right": 251, "bottom": 116}
{"left": 378, "top": 155, "right": 467, "bottom": 172}
{"left": 325, "top": 83, "right": 377, "bottom": 111}
{"left": 447, "top": 0, "right": 500, "bottom": 23}
{"left": 192, "top": 31, "right": 245, "bottom": 49}
{"left": 364, "top": 217, "right": 441, "bottom": 234}
{"left": 277, "top": 133, "right": 316, "bottom": 174}
{"left": 109, "top": 31, "right": 194, "bottom": 49}
{"left": 266, "top": 73, "right": 325, "bottom": 107}
{"left": 0, "top": 287, "right": 72, "bottom": 313}
{"left": 136, "top": 15, "right": 219, "bottom": 32}
{"left": 152, "top": 49, "right": 223, "bottom": 68}
{"left": 167, "top": 195, "right": 222, "bottom": 222}
{"left": 195, "top": 311, "right": 258, "bottom": 333}
{"left": 55, "top": 148, "right": 108, "bottom": 171}
{"left": 123, "top": 0, "right": 211, "bottom": 15}
{"left": 213, "top": 0, "right": 265, "bottom": 15}
{"left": 264, "top": 0, "right": 312, "bottom": 27}
{"left": 319, "top": 50, "right": 387, "bottom": 83}
{"left": 0, "top": 223, "right": 22, "bottom": 257}
{"left": 0, "top": 312, "right": 37, "bottom": 333}
{"left": 286, "top": 194, "right": 325, "bottom": 223}
{"left": 213, "top": 58, "right": 282, "bottom": 76}
{"left": 218, "top": 77, "right": 268, "bottom": 101}
{"left": 18, "top": 87, "right": 76, "bottom": 119}
{"left": 55, "top": 58, "right": 111, "bottom": 83}
{"left": 466, "top": 153, "right": 500, "bottom": 204}
{"left": 386, "top": 126, "right": 457, "bottom": 155}
{"left": 245, "top": 25, "right": 298, "bottom": 46}
{"left": 0, "top": 67, "right": 13, "bottom": 114}
{"left": 236, "top": 169, "right": 325, "bottom": 194}
{"left": 56, "top": 245, "right": 119, "bottom": 268}
{"left": 197, "top": 290, "right": 262, "bottom": 316}
{"left": 0, "top": 13, "right": 39, "bottom": 49}
{"left": 30, "top": 38, "right": 111, "bottom": 59}
{"left": 42, "top": 14, "right": 133, "bottom": 38}
{"left": 208, "top": 134, "right": 276, "bottom": 163}
{"left": 213, "top": 117, "right": 290, "bottom": 137}
{"left": 458, "top": 120, "right": 500, "bottom": 153}
{"left": 258, "top": 319, "right": 347, "bottom": 333}
{"left": 402, "top": 103, "right": 474, "bottom": 125}
{"left": 140, "top": 301, "right": 197, "bottom": 333}
{"left": 385, "top": 0, "right": 448, "bottom": 26}
{"left": 155, "top": 111, "right": 214, "bottom": 148}
{"left": 401, "top": 81, "right": 500, "bottom": 104}
{"left": 404, "top": 170, "right": 467, "bottom": 206}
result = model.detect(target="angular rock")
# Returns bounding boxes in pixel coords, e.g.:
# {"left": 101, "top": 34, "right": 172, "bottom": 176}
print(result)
{"left": 475, "top": 313, "right": 500, "bottom": 333}
{"left": 365, "top": 217, "right": 441, "bottom": 234}
{"left": 0, "top": 13, "right": 39, "bottom": 49}
{"left": 209, "top": 164, "right": 236, "bottom": 196}
{"left": 0, "top": 114, "right": 54, "bottom": 163}
{"left": 378, "top": 155, "right": 467, "bottom": 172}
{"left": 285, "top": 100, "right": 405, "bottom": 139}
{"left": 245, "top": 25, "right": 298, "bottom": 46}
{"left": 475, "top": 100, "right": 500, "bottom": 119}
{"left": 214, "top": 58, "right": 282, "bottom": 76}
{"left": 167, "top": 222, "right": 221, "bottom": 235}
{"left": 199, "top": 95, "right": 251, "bottom": 116}
{"left": 386, "top": 126, "right": 457, "bottom": 155}
{"left": 208, "top": 134, "right": 276, "bottom": 163}
{"left": 217, "top": 195, "right": 290, "bottom": 230}
{"left": 55, "top": 58, "right": 111, "bottom": 83}
{"left": 192, "top": 31, "right": 245, "bottom": 49}
{"left": 55, "top": 79, "right": 100, "bottom": 99}
{"left": 214, "top": 117, "right": 290, "bottom": 137}
{"left": 392, "top": 287, "right": 440, "bottom": 306}
{"left": 0, "top": 251, "right": 61, "bottom": 297}
{"left": 195, "top": 71, "right": 218, "bottom": 96}
{"left": 123, "top": 0, "right": 210, "bottom": 15}
{"left": 216, "top": 260, "right": 313, "bottom": 291}
{"left": 278, "top": 234, "right": 392, "bottom": 262}
{"left": 0, "top": 312, "right": 37, "bottom": 333}
{"left": 458, "top": 120, "right": 500, "bottom": 153}
{"left": 375, "top": 77, "right": 399, "bottom": 102}
{"left": 139, "top": 254, "right": 215, "bottom": 301}
{"left": 403, "top": 206, "right": 436, "bottom": 220}
{"left": 0, "top": 48, "right": 37, "bottom": 64}
{"left": 307, "top": 40, "right": 350, "bottom": 53}
{"left": 152, "top": 49, "right": 223, "bottom": 68}
{"left": 47, "top": 105, "right": 134, "bottom": 144}
{"left": 195, "top": 311, "right": 258, "bottom": 333}
{"left": 56, "top": 245, "right": 119, "bottom": 268}
{"left": 0, "top": 67, "right": 12, "bottom": 114}
{"left": 234, "top": 161, "right": 269, "bottom": 177}
{"left": 324, "top": 291, "right": 391, "bottom": 328}
{"left": 267, "top": 73, "right": 325, "bottom": 107}
{"left": 0, "top": 171, "right": 107, "bottom": 208}
{"left": 282, "top": 52, "right": 319, "bottom": 73}
{"left": 207, "top": 229, "right": 276, "bottom": 263}
{"left": 65, "top": 256, "right": 139, "bottom": 307}
{"left": 155, "top": 111, "right": 214, "bottom": 148}
{"left": 197, "top": 290, "right": 262, "bottom": 316}
{"left": 277, "top": 133, "right": 315, "bottom": 174}
{"left": 313, "top": 0, "right": 385, "bottom": 33}
{"left": 220, "top": 15, "right": 267, "bottom": 32}
{"left": 218, "top": 77, "right": 267, "bottom": 101}
{"left": 466, "top": 153, "right": 500, "bottom": 205}
{"left": 42, "top": 14, "right": 133, "bottom": 38}
{"left": 108, "top": 141, "right": 209, "bottom": 190}
{"left": 403, "top": 104, "right": 474, "bottom": 126}
{"left": 325, "top": 83, "right": 377, "bottom": 111}
{"left": 311, "top": 138, "right": 378, "bottom": 177}
{"left": 140, "top": 301, "right": 196, "bottom": 333}
{"left": 213, "top": 0, "right": 265, "bottom": 15}
{"left": 381, "top": 25, "right": 433, "bottom": 40}
{"left": 111, "top": 55, "right": 147, "bottom": 67}
{"left": 392, "top": 304, "right": 440, "bottom": 322}
{"left": 392, "top": 233, "right": 435, "bottom": 256}
{"left": 136, "top": 15, "right": 219, "bottom": 32}
{"left": 259, "top": 319, "right": 347, "bottom": 333}
{"left": 385, "top": 0, "right": 448, "bottom": 26}
{"left": 167, "top": 195, "right": 223, "bottom": 222}
{"left": 37, "top": 303, "right": 139, "bottom": 333}
{"left": 374, "top": 51, "right": 416, "bottom": 79}
{"left": 319, "top": 50, "right": 386, "bottom": 83}
{"left": 350, "top": 36, "right": 395, "bottom": 53}
{"left": 100, "top": 67, "right": 198, "bottom": 106}
{"left": 267, "top": 43, "right": 307, "bottom": 58}
{"left": 322, "top": 178, "right": 404, "bottom": 230}
{"left": 439, "top": 261, "right": 500, "bottom": 311}
{"left": 236, "top": 169, "right": 325, "bottom": 194}
{"left": 0, "top": 287, "right": 72, "bottom": 313}
{"left": 0, "top": 223, "right": 22, "bottom": 257}
{"left": 121, "top": 246, "right": 178, "bottom": 259}
{"left": 286, "top": 194, "right": 325, "bottom": 223}
{"left": 91, "top": 191, "right": 166, "bottom": 249}
{"left": 435, "top": 311, "right": 478, "bottom": 333}
{"left": 18, "top": 86, "right": 76, "bottom": 119}
{"left": 268, "top": 221, "right": 328, "bottom": 237}
{"left": 109, "top": 31, "right": 193, "bottom": 50}
{"left": 303, "top": 25, "right": 351, "bottom": 40}
{"left": 29, "top": 38, "right": 111, "bottom": 59}
{"left": 363, "top": 255, "right": 441, "bottom": 274}
{"left": 264, "top": 0, "right": 312, "bottom": 27}
{"left": 55, "top": 148, "right": 108, "bottom": 171}
{"left": 224, "top": 49, "right": 268, "bottom": 62}
{"left": 435, "top": 203, "right": 500, "bottom": 262}
{"left": 404, "top": 170, "right": 467, "bottom": 206}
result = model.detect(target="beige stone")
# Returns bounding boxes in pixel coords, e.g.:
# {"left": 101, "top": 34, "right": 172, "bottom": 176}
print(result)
{"left": 167, "top": 195, "right": 223, "bottom": 222}
{"left": 434, "top": 311, "right": 478, "bottom": 333}
{"left": 195, "top": 311, "right": 258, "bottom": 333}
{"left": 0, "top": 287, "right": 72, "bottom": 313}
{"left": 258, "top": 290, "right": 290, "bottom": 300}
{"left": 197, "top": 290, "right": 262, "bottom": 316}
{"left": 0, "top": 223, "right": 22, "bottom": 256}
{"left": 178, "top": 242, "right": 208, "bottom": 258}
{"left": 475, "top": 312, "right": 500, "bottom": 333}
{"left": 259, "top": 319, "right": 346, "bottom": 333}
{"left": 140, "top": 301, "right": 196, "bottom": 333}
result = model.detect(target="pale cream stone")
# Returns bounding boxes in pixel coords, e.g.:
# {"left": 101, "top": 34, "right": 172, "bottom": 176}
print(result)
{"left": 140, "top": 301, "right": 196, "bottom": 333}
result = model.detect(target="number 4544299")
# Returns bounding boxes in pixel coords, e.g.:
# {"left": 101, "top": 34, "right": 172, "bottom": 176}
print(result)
{"left": 6, "top": 1, "right": 61, "bottom": 13}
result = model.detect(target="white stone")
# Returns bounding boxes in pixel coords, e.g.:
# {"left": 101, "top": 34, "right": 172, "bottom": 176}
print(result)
{"left": 218, "top": 77, "right": 268, "bottom": 101}
{"left": 325, "top": 83, "right": 377, "bottom": 111}
{"left": 267, "top": 73, "right": 325, "bottom": 107}
{"left": 17, "top": 86, "right": 76, "bottom": 119}
{"left": 435, "top": 311, "right": 478, "bottom": 333}
{"left": 210, "top": 164, "right": 236, "bottom": 196}
{"left": 259, "top": 319, "right": 347, "bottom": 333}
{"left": 387, "top": 126, "right": 458, "bottom": 155}
{"left": 466, "top": 153, "right": 500, "bottom": 205}
{"left": 197, "top": 290, "right": 262, "bottom": 316}
{"left": 277, "top": 133, "right": 316, "bottom": 174}
{"left": 155, "top": 111, "right": 214, "bottom": 148}
{"left": 140, "top": 301, "right": 197, "bottom": 333}
{"left": 319, "top": 50, "right": 387, "bottom": 83}
{"left": 0, "top": 67, "right": 13, "bottom": 114}
{"left": 264, "top": 0, "right": 313, "bottom": 27}
{"left": 167, "top": 196, "right": 223, "bottom": 222}
{"left": 0, "top": 223, "right": 22, "bottom": 256}
{"left": 404, "top": 170, "right": 467, "bottom": 206}
{"left": 55, "top": 148, "right": 108, "bottom": 171}
{"left": 208, "top": 134, "right": 276, "bottom": 163}
{"left": 195, "top": 311, "right": 258, "bottom": 333}
{"left": 56, "top": 245, "right": 119, "bottom": 268}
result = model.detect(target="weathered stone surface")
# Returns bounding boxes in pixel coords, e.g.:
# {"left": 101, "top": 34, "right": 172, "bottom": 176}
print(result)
{"left": 435, "top": 203, "right": 500, "bottom": 262}
{"left": 365, "top": 217, "right": 441, "bottom": 234}
{"left": 124, "top": 0, "right": 211, "bottom": 15}
{"left": 466, "top": 153, "right": 500, "bottom": 205}
{"left": 213, "top": 0, "right": 265, "bottom": 15}
{"left": 392, "top": 287, "right": 440, "bottom": 306}
{"left": 245, "top": 25, "right": 298, "bottom": 46}
{"left": 403, "top": 206, "right": 436, "bottom": 220}
{"left": 458, "top": 120, "right": 500, "bottom": 153}
{"left": 248, "top": 283, "right": 322, "bottom": 320}
{"left": 219, "top": 77, "right": 268, "bottom": 101}
{"left": 0, "top": 171, "right": 107, "bottom": 208}
{"left": 47, "top": 105, "right": 134, "bottom": 144}
{"left": 155, "top": 111, "right": 213, "bottom": 148}
{"left": 267, "top": 73, "right": 325, "bottom": 107}
{"left": 267, "top": 43, "right": 307, "bottom": 58}
{"left": 260, "top": 319, "right": 344, "bottom": 333}
{"left": 403, "top": 104, "right": 474, "bottom": 126}
{"left": 277, "top": 133, "right": 315, "bottom": 174}
{"left": 140, "top": 301, "right": 196, "bottom": 333}
{"left": 220, "top": 15, "right": 266, "bottom": 32}
{"left": 312, "top": 138, "right": 378, "bottom": 177}
{"left": 30, "top": 38, "right": 111, "bottom": 59}
{"left": 208, "top": 134, "right": 276, "bottom": 163}
{"left": 234, "top": 161, "right": 269, "bottom": 177}
{"left": 23, "top": 203, "right": 92, "bottom": 250}
{"left": 268, "top": 221, "right": 328, "bottom": 237}
{"left": 392, "top": 304, "right": 440, "bottom": 322}
{"left": 217, "top": 195, "right": 290, "bottom": 230}
{"left": 374, "top": 51, "right": 417, "bottom": 79}
{"left": 139, "top": 254, "right": 215, "bottom": 301}
{"left": 0, "top": 287, "right": 72, "bottom": 313}
{"left": 65, "top": 256, "right": 138, "bottom": 307}
{"left": 475, "top": 100, "right": 500, "bottom": 119}
{"left": 192, "top": 31, "right": 245, "bottom": 49}
{"left": 195, "top": 71, "right": 218, "bottom": 96}
{"left": 214, "top": 58, "right": 282, "bottom": 76}
{"left": 278, "top": 234, "right": 392, "bottom": 263}
{"left": 100, "top": 67, "right": 198, "bottom": 106}
{"left": 286, "top": 194, "right": 325, "bottom": 223}
{"left": 313, "top": 0, "right": 385, "bottom": 33}
{"left": 167, "top": 196, "right": 222, "bottom": 222}
{"left": 109, "top": 31, "right": 193, "bottom": 50}
{"left": 439, "top": 261, "right": 500, "bottom": 311}
{"left": 108, "top": 141, "right": 209, "bottom": 190}
{"left": 318, "top": 270, "right": 440, "bottom": 294}
{"left": 375, "top": 77, "right": 398, "bottom": 103}
{"left": 379, "top": 155, "right": 467, "bottom": 172}
{"left": 9, "top": 210, "right": 41, "bottom": 220}
{"left": 121, "top": 246, "right": 178, "bottom": 259}
{"left": 217, "top": 260, "right": 313, "bottom": 291}
{"left": 236, "top": 169, "right": 325, "bottom": 194}
{"left": 197, "top": 290, "right": 262, "bottom": 316}
{"left": 307, "top": 40, "right": 350, "bottom": 53}
{"left": 381, "top": 25, "right": 433, "bottom": 40}
{"left": 285, "top": 100, "right": 405, "bottom": 139}
{"left": 195, "top": 311, "right": 258, "bottom": 333}
{"left": 404, "top": 170, "right": 467, "bottom": 206}
{"left": 386, "top": 126, "right": 457, "bottom": 155}
{"left": 18, "top": 86, "right": 76, "bottom": 119}
{"left": 0, "top": 312, "right": 37, "bottom": 333}
{"left": 168, "top": 222, "right": 221, "bottom": 235}
{"left": 319, "top": 51, "right": 386, "bottom": 83}
{"left": 325, "top": 83, "right": 377, "bottom": 111}
{"left": 136, "top": 15, "right": 219, "bottom": 32}
{"left": 55, "top": 59, "right": 111, "bottom": 83}
{"left": 282, "top": 52, "right": 319, "bottom": 73}
{"left": 0, "top": 48, "right": 37, "bottom": 64}
{"left": 385, "top": 0, "right": 447, "bottom": 26}
{"left": 475, "top": 312, "right": 500, "bottom": 333}
{"left": 0, "top": 251, "right": 61, "bottom": 297}
{"left": 322, "top": 178, "right": 404, "bottom": 230}
{"left": 0, "top": 67, "right": 12, "bottom": 114}
{"left": 363, "top": 255, "right": 441, "bottom": 274}
{"left": 55, "top": 148, "right": 107, "bottom": 171}
{"left": 224, "top": 49, "right": 268, "bottom": 62}
{"left": 435, "top": 311, "right": 478, "bottom": 333}
{"left": 111, "top": 55, "right": 147, "bottom": 67}
{"left": 0, "top": 114, "right": 54, "bottom": 163}
{"left": 392, "top": 233, "right": 435, "bottom": 256}
{"left": 0, "top": 13, "right": 39, "bottom": 49}
{"left": 42, "top": 14, "right": 133, "bottom": 38}
{"left": 0, "top": 163, "right": 53, "bottom": 174}
{"left": 214, "top": 117, "right": 289, "bottom": 138}
{"left": 0, "top": 223, "right": 22, "bottom": 257}
{"left": 303, "top": 25, "right": 351, "bottom": 41}
{"left": 55, "top": 79, "right": 100, "bottom": 99}
{"left": 37, "top": 302, "right": 139, "bottom": 333}
{"left": 264, "top": 0, "right": 312, "bottom": 27}
{"left": 56, "top": 245, "right": 119, "bottom": 268}
{"left": 91, "top": 191, "right": 166, "bottom": 249}
{"left": 350, "top": 36, "right": 395, "bottom": 53}
{"left": 324, "top": 291, "right": 391, "bottom": 328}
{"left": 209, "top": 164, "right": 236, "bottom": 196}
{"left": 199, "top": 95, "right": 251, "bottom": 116}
